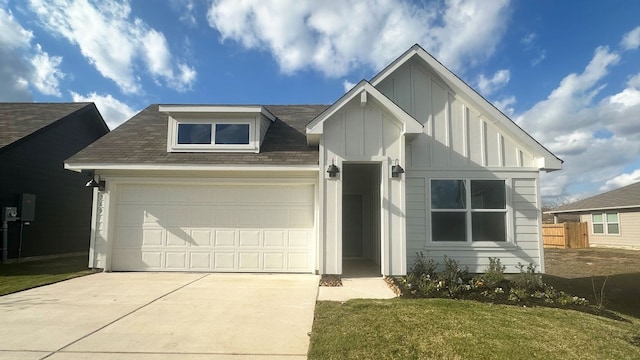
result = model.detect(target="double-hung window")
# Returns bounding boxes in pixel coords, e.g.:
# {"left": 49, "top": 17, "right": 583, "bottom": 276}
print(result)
{"left": 591, "top": 212, "right": 619, "bottom": 235}
{"left": 431, "top": 179, "right": 507, "bottom": 242}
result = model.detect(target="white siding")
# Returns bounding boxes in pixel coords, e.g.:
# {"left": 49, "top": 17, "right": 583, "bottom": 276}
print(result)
{"left": 405, "top": 171, "right": 542, "bottom": 273}
{"left": 580, "top": 211, "right": 640, "bottom": 249}
{"left": 321, "top": 97, "right": 406, "bottom": 275}
{"left": 376, "top": 58, "right": 538, "bottom": 170}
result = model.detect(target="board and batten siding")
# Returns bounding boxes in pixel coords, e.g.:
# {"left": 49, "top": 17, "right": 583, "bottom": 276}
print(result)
{"left": 376, "top": 57, "right": 545, "bottom": 273}
{"left": 376, "top": 57, "right": 536, "bottom": 170}
{"left": 580, "top": 211, "right": 640, "bottom": 249}
{"left": 321, "top": 97, "right": 406, "bottom": 275}
{"left": 406, "top": 172, "right": 542, "bottom": 273}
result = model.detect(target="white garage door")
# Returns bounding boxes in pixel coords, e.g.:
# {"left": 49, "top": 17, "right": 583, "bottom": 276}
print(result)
{"left": 111, "top": 183, "right": 315, "bottom": 272}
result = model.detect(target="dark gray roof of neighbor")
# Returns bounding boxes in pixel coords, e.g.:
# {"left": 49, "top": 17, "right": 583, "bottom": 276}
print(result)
{"left": 0, "top": 102, "right": 92, "bottom": 149}
{"left": 547, "top": 182, "right": 640, "bottom": 213}
{"left": 66, "top": 104, "right": 329, "bottom": 166}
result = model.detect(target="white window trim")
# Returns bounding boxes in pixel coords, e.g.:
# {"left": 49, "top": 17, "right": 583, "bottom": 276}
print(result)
{"left": 167, "top": 116, "right": 258, "bottom": 153}
{"left": 428, "top": 178, "right": 511, "bottom": 244}
{"left": 591, "top": 212, "right": 620, "bottom": 236}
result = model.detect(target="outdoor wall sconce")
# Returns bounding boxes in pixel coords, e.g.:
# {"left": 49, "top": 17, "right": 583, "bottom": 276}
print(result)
{"left": 391, "top": 159, "right": 405, "bottom": 178}
{"left": 327, "top": 159, "right": 340, "bottom": 178}
{"left": 85, "top": 171, "right": 106, "bottom": 191}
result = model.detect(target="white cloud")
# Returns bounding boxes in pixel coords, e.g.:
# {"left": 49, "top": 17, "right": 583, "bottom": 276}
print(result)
{"left": 70, "top": 91, "right": 137, "bottom": 129}
{"left": 0, "top": 12, "right": 32, "bottom": 99}
{"left": 621, "top": 26, "right": 640, "bottom": 50}
{"left": 493, "top": 95, "right": 516, "bottom": 116}
{"left": 475, "top": 69, "right": 510, "bottom": 96}
{"left": 515, "top": 46, "right": 619, "bottom": 139}
{"left": 515, "top": 40, "right": 640, "bottom": 199}
{"left": 520, "top": 32, "right": 546, "bottom": 66}
{"left": 0, "top": 7, "right": 33, "bottom": 48}
{"left": 343, "top": 80, "right": 357, "bottom": 92}
{"left": 207, "top": 0, "right": 510, "bottom": 77}
{"left": 0, "top": 6, "right": 65, "bottom": 100}
{"left": 30, "top": 44, "right": 64, "bottom": 96}
{"left": 600, "top": 169, "right": 640, "bottom": 191}
{"left": 28, "top": 0, "right": 196, "bottom": 94}
{"left": 171, "top": 0, "right": 197, "bottom": 26}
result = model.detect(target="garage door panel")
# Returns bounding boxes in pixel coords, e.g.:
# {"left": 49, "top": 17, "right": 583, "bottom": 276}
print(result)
{"left": 191, "top": 229, "right": 212, "bottom": 246}
{"left": 214, "top": 252, "right": 236, "bottom": 269}
{"left": 190, "top": 252, "right": 212, "bottom": 269}
{"left": 113, "top": 183, "right": 315, "bottom": 272}
{"left": 264, "top": 253, "right": 285, "bottom": 270}
{"left": 238, "top": 252, "right": 260, "bottom": 270}
{"left": 288, "top": 252, "right": 310, "bottom": 271}
{"left": 288, "top": 230, "right": 310, "bottom": 247}
{"left": 239, "top": 230, "right": 260, "bottom": 247}
{"left": 166, "top": 230, "right": 189, "bottom": 247}
{"left": 142, "top": 251, "right": 163, "bottom": 268}
{"left": 264, "top": 231, "right": 285, "bottom": 247}
{"left": 166, "top": 252, "right": 187, "bottom": 269}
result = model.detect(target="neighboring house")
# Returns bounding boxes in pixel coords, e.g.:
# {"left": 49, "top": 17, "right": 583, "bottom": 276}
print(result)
{"left": 66, "top": 45, "right": 562, "bottom": 275}
{"left": 546, "top": 182, "right": 640, "bottom": 249}
{"left": 0, "top": 103, "right": 109, "bottom": 260}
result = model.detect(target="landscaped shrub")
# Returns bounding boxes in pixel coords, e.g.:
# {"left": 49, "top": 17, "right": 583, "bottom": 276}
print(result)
{"left": 395, "top": 254, "right": 591, "bottom": 312}
{"left": 512, "top": 262, "right": 544, "bottom": 292}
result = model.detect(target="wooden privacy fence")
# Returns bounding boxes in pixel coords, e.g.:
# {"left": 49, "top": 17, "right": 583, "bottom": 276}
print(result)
{"left": 542, "top": 222, "right": 589, "bottom": 249}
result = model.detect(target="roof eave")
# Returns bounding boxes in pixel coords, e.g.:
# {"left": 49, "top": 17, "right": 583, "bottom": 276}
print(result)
{"left": 545, "top": 204, "right": 640, "bottom": 214}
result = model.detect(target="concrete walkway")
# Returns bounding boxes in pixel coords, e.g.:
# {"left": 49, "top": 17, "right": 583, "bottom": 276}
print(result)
{"left": 317, "top": 276, "right": 397, "bottom": 301}
{"left": 0, "top": 273, "right": 319, "bottom": 359}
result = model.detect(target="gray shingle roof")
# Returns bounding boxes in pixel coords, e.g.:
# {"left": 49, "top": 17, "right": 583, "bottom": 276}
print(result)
{"left": 548, "top": 182, "right": 640, "bottom": 213}
{"left": 66, "top": 104, "right": 329, "bottom": 166}
{"left": 0, "top": 102, "right": 91, "bottom": 149}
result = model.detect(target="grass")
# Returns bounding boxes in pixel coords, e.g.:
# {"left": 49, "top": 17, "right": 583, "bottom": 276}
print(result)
{"left": 0, "top": 254, "right": 97, "bottom": 296}
{"left": 309, "top": 298, "right": 640, "bottom": 360}
{"left": 543, "top": 248, "right": 640, "bottom": 319}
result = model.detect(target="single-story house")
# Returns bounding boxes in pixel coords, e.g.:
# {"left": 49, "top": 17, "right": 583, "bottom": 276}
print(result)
{"left": 0, "top": 102, "right": 109, "bottom": 260}
{"left": 65, "top": 44, "right": 562, "bottom": 275}
{"left": 545, "top": 182, "right": 640, "bottom": 249}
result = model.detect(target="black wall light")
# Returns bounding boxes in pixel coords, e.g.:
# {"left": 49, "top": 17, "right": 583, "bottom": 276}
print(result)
{"left": 391, "top": 159, "right": 405, "bottom": 178}
{"left": 84, "top": 170, "right": 106, "bottom": 191}
{"left": 327, "top": 159, "right": 340, "bottom": 178}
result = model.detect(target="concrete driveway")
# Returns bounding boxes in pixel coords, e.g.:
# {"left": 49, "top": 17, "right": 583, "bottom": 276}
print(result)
{"left": 0, "top": 272, "right": 319, "bottom": 359}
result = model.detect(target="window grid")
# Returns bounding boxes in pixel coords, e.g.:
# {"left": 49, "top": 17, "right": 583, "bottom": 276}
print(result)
{"left": 430, "top": 179, "right": 507, "bottom": 243}
{"left": 592, "top": 212, "right": 619, "bottom": 235}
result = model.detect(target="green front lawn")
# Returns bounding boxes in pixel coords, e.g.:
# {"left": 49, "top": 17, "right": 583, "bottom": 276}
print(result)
{"left": 0, "top": 255, "right": 96, "bottom": 296}
{"left": 309, "top": 299, "right": 640, "bottom": 360}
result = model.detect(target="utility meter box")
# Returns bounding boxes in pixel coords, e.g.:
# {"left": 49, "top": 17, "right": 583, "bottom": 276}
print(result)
{"left": 20, "top": 194, "right": 36, "bottom": 222}
{"left": 2, "top": 207, "right": 18, "bottom": 222}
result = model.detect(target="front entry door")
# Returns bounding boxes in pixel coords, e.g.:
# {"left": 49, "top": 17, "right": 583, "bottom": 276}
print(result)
{"left": 342, "top": 194, "right": 363, "bottom": 257}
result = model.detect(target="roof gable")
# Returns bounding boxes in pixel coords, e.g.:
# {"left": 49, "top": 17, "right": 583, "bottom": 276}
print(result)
{"left": 0, "top": 102, "right": 95, "bottom": 149}
{"left": 371, "top": 44, "right": 562, "bottom": 171}
{"left": 547, "top": 182, "right": 640, "bottom": 214}
{"left": 306, "top": 80, "right": 423, "bottom": 145}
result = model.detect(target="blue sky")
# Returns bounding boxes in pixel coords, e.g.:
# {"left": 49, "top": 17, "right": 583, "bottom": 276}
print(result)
{"left": 1, "top": 0, "right": 640, "bottom": 204}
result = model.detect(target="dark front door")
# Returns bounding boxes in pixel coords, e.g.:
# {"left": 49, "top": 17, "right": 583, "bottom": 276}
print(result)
{"left": 342, "top": 194, "right": 363, "bottom": 257}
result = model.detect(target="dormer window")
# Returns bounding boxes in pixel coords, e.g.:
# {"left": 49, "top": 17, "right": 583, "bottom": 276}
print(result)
{"left": 215, "top": 124, "right": 250, "bottom": 144}
{"left": 160, "top": 105, "right": 276, "bottom": 153}
{"left": 176, "top": 123, "right": 251, "bottom": 145}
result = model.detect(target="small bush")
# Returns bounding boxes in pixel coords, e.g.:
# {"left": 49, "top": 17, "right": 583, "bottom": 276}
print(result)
{"left": 395, "top": 256, "right": 592, "bottom": 313}
{"left": 512, "top": 262, "right": 544, "bottom": 292}
{"left": 410, "top": 252, "right": 437, "bottom": 277}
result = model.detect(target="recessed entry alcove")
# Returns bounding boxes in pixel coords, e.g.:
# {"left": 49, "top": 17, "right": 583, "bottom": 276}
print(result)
{"left": 342, "top": 163, "right": 382, "bottom": 276}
